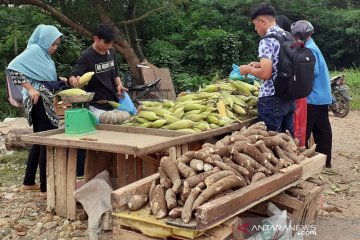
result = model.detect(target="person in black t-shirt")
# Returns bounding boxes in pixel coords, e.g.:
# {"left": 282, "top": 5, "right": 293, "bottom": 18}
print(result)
{"left": 68, "top": 24, "right": 130, "bottom": 122}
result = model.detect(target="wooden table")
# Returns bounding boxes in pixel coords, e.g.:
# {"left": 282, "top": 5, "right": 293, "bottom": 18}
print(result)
{"left": 20, "top": 120, "right": 255, "bottom": 220}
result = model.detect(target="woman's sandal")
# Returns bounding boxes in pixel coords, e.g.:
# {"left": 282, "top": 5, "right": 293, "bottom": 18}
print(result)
{"left": 39, "top": 192, "right": 47, "bottom": 198}
{"left": 20, "top": 183, "right": 40, "bottom": 192}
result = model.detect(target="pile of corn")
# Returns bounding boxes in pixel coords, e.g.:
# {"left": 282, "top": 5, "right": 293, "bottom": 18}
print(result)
{"left": 122, "top": 80, "right": 260, "bottom": 133}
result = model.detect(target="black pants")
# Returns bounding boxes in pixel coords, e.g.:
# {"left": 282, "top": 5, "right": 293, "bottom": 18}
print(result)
{"left": 306, "top": 104, "right": 332, "bottom": 167}
{"left": 23, "top": 99, "right": 56, "bottom": 192}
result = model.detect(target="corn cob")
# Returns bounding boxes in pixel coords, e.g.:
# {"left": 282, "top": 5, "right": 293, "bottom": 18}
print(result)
{"left": 79, "top": 71, "right": 95, "bottom": 87}
{"left": 163, "top": 120, "right": 195, "bottom": 130}
{"left": 151, "top": 119, "right": 168, "bottom": 128}
{"left": 232, "top": 104, "right": 246, "bottom": 115}
{"left": 58, "top": 88, "right": 86, "bottom": 96}
{"left": 216, "top": 99, "right": 227, "bottom": 117}
{"left": 138, "top": 111, "right": 159, "bottom": 121}
{"left": 107, "top": 101, "right": 120, "bottom": 109}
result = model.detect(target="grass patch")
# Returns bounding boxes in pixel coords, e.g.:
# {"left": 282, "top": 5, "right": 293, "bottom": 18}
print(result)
{"left": 0, "top": 164, "right": 25, "bottom": 187}
{"left": 0, "top": 150, "right": 28, "bottom": 164}
{"left": 0, "top": 151, "right": 28, "bottom": 187}
{"left": 331, "top": 68, "right": 360, "bottom": 110}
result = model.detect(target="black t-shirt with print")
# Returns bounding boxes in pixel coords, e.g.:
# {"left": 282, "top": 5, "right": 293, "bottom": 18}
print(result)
{"left": 71, "top": 46, "right": 119, "bottom": 110}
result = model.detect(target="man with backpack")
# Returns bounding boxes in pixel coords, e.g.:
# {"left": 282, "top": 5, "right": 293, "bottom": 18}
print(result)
{"left": 239, "top": 3, "right": 296, "bottom": 135}
{"left": 291, "top": 21, "right": 333, "bottom": 168}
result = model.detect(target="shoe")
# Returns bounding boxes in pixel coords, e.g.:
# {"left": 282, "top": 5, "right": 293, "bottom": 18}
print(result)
{"left": 39, "top": 192, "right": 47, "bottom": 198}
{"left": 20, "top": 183, "right": 40, "bottom": 192}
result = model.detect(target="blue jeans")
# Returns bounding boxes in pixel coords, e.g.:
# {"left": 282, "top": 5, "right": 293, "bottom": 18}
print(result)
{"left": 258, "top": 96, "right": 295, "bottom": 135}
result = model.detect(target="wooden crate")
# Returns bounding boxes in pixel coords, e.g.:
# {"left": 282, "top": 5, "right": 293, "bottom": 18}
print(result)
{"left": 113, "top": 216, "right": 237, "bottom": 240}
{"left": 249, "top": 177, "right": 325, "bottom": 226}
{"left": 54, "top": 98, "right": 71, "bottom": 119}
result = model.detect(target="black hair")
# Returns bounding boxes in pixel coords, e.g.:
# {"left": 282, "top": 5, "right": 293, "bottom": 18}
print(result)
{"left": 250, "top": 3, "right": 276, "bottom": 21}
{"left": 94, "top": 23, "right": 115, "bottom": 42}
{"left": 275, "top": 15, "right": 292, "bottom": 32}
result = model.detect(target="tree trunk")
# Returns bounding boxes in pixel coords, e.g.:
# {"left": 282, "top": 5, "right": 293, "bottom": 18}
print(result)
{"left": 125, "top": 0, "right": 146, "bottom": 62}
{"left": 5, "top": 129, "right": 33, "bottom": 150}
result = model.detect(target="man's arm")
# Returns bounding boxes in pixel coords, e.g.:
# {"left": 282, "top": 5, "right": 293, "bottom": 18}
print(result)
{"left": 239, "top": 58, "right": 273, "bottom": 80}
{"left": 115, "top": 76, "right": 128, "bottom": 97}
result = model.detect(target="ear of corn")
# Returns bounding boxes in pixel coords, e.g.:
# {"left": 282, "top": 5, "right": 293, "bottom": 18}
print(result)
{"left": 164, "top": 114, "right": 181, "bottom": 124}
{"left": 206, "top": 115, "right": 219, "bottom": 125}
{"left": 163, "top": 120, "right": 195, "bottom": 130}
{"left": 183, "top": 104, "right": 206, "bottom": 112}
{"left": 183, "top": 114, "right": 207, "bottom": 122}
{"left": 221, "top": 91, "right": 234, "bottom": 108}
{"left": 140, "top": 101, "right": 162, "bottom": 107}
{"left": 134, "top": 117, "right": 150, "bottom": 124}
{"left": 108, "top": 100, "right": 120, "bottom": 109}
{"left": 162, "top": 100, "right": 175, "bottom": 108}
{"left": 79, "top": 71, "right": 95, "bottom": 86}
{"left": 229, "top": 80, "right": 252, "bottom": 96}
{"left": 173, "top": 107, "right": 185, "bottom": 119}
{"left": 232, "top": 104, "right": 246, "bottom": 115}
{"left": 198, "top": 84, "right": 219, "bottom": 93}
{"left": 194, "top": 122, "right": 210, "bottom": 131}
{"left": 138, "top": 111, "right": 159, "bottom": 121}
{"left": 216, "top": 99, "right": 227, "bottom": 117}
{"left": 58, "top": 88, "right": 86, "bottom": 96}
{"left": 246, "top": 96, "right": 258, "bottom": 107}
{"left": 151, "top": 119, "right": 168, "bottom": 128}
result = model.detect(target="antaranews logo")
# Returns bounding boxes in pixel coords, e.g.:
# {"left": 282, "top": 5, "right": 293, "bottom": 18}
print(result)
{"left": 237, "top": 221, "right": 317, "bottom": 239}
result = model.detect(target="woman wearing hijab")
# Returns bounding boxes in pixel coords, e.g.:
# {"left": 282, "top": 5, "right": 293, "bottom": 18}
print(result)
{"left": 8, "top": 24, "right": 64, "bottom": 197}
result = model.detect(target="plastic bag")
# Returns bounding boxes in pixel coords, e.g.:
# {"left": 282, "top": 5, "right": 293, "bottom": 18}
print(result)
{"left": 229, "top": 64, "right": 244, "bottom": 80}
{"left": 247, "top": 202, "right": 298, "bottom": 240}
{"left": 229, "top": 64, "right": 257, "bottom": 84}
{"left": 294, "top": 98, "right": 307, "bottom": 147}
{"left": 118, "top": 92, "right": 137, "bottom": 115}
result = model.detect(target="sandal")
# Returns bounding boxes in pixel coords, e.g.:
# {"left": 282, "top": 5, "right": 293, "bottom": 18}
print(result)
{"left": 39, "top": 192, "right": 47, "bottom": 198}
{"left": 20, "top": 183, "right": 40, "bottom": 192}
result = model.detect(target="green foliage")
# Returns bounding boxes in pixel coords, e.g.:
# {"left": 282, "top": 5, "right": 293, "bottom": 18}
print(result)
{"left": 172, "top": 73, "right": 211, "bottom": 93}
{"left": 331, "top": 68, "right": 360, "bottom": 110}
{"left": 145, "top": 39, "right": 185, "bottom": 72}
{"left": 185, "top": 29, "right": 245, "bottom": 76}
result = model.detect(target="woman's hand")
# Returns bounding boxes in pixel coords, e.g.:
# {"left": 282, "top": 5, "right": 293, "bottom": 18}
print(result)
{"left": 28, "top": 88, "right": 40, "bottom": 104}
{"left": 59, "top": 77, "right": 68, "bottom": 84}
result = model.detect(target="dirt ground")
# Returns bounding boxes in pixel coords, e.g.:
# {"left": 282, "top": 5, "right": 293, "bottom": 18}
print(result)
{"left": 0, "top": 111, "right": 360, "bottom": 240}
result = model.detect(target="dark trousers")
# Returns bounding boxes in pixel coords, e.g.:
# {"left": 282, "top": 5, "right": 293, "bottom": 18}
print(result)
{"left": 258, "top": 96, "right": 296, "bottom": 136}
{"left": 23, "top": 99, "right": 56, "bottom": 192}
{"left": 306, "top": 104, "right": 332, "bottom": 167}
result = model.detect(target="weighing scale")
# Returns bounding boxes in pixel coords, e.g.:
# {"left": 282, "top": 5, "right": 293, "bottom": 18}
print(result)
{"left": 60, "top": 92, "right": 97, "bottom": 135}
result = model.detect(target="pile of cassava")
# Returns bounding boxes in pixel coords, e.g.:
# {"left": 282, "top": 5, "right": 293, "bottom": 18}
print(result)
{"left": 126, "top": 121, "right": 317, "bottom": 224}
{"left": 121, "top": 80, "right": 259, "bottom": 132}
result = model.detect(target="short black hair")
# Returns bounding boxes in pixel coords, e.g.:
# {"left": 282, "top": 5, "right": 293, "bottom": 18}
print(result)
{"left": 275, "top": 15, "right": 292, "bottom": 32}
{"left": 94, "top": 23, "right": 115, "bottom": 42}
{"left": 250, "top": 3, "right": 276, "bottom": 21}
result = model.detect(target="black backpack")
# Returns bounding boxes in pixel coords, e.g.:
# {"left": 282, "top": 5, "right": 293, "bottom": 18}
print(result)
{"left": 261, "top": 32, "right": 316, "bottom": 100}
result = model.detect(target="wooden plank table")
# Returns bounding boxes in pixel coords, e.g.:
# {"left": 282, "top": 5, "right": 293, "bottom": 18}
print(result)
{"left": 20, "top": 119, "right": 256, "bottom": 220}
